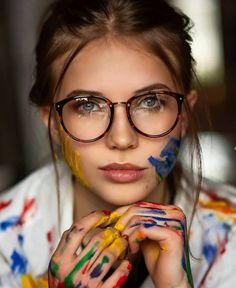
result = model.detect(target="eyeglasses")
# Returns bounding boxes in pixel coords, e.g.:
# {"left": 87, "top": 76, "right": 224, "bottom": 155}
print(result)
{"left": 55, "top": 91, "right": 184, "bottom": 143}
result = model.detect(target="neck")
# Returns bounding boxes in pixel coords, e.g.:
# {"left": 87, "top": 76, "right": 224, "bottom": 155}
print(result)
{"left": 73, "top": 178, "right": 169, "bottom": 222}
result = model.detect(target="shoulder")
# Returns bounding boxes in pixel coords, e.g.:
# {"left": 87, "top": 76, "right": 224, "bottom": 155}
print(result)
{"left": 181, "top": 177, "right": 236, "bottom": 287}
{"left": 0, "top": 161, "right": 73, "bottom": 278}
{"left": 0, "top": 163, "right": 56, "bottom": 221}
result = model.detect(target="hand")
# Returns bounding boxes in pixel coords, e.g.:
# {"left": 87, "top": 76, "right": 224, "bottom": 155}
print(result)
{"left": 109, "top": 202, "right": 193, "bottom": 288}
{"left": 48, "top": 211, "right": 132, "bottom": 288}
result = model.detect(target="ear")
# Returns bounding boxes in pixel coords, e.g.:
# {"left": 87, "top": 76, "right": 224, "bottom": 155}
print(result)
{"left": 181, "top": 89, "right": 198, "bottom": 137}
{"left": 38, "top": 106, "right": 61, "bottom": 144}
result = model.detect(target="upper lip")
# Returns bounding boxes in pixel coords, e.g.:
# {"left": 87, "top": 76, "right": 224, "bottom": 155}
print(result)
{"left": 99, "top": 163, "right": 146, "bottom": 170}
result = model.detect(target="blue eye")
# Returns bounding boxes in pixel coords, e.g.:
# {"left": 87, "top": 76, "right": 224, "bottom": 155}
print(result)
{"left": 79, "top": 101, "right": 98, "bottom": 111}
{"left": 138, "top": 95, "right": 165, "bottom": 111}
{"left": 140, "top": 97, "right": 159, "bottom": 108}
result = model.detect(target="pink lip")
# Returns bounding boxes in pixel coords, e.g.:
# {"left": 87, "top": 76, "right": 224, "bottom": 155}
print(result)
{"left": 99, "top": 163, "right": 146, "bottom": 183}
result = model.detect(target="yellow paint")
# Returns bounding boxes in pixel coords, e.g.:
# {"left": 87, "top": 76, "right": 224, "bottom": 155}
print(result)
{"left": 21, "top": 274, "right": 48, "bottom": 288}
{"left": 99, "top": 228, "right": 120, "bottom": 247}
{"left": 108, "top": 237, "right": 126, "bottom": 258}
{"left": 61, "top": 136, "right": 89, "bottom": 187}
{"left": 159, "top": 242, "right": 168, "bottom": 252}
{"left": 93, "top": 215, "right": 111, "bottom": 228}
{"left": 199, "top": 199, "right": 236, "bottom": 224}
{"left": 151, "top": 245, "right": 160, "bottom": 260}
{"left": 106, "top": 211, "right": 125, "bottom": 226}
{"left": 114, "top": 221, "right": 125, "bottom": 232}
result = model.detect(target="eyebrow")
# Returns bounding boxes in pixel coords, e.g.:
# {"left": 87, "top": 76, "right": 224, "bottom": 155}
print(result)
{"left": 65, "top": 83, "right": 171, "bottom": 99}
{"left": 134, "top": 83, "right": 171, "bottom": 94}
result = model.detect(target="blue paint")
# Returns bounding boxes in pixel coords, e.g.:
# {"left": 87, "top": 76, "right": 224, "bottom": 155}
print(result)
{"left": 203, "top": 243, "right": 217, "bottom": 264}
{"left": 143, "top": 221, "right": 157, "bottom": 228}
{"left": 10, "top": 250, "right": 28, "bottom": 274}
{"left": 138, "top": 208, "right": 167, "bottom": 215}
{"left": 18, "top": 234, "right": 24, "bottom": 246}
{"left": 76, "top": 282, "right": 82, "bottom": 288}
{"left": 148, "top": 137, "right": 181, "bottom": 180}
{"left": 0, "top": 216, "right": 20, "bottom": 232}
{"left": 90, "top": 264, "right": 103, "bottom": 278}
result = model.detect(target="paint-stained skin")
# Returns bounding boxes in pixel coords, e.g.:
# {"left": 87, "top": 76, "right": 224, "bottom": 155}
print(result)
{"left": 49, "top": 224, "right": 128, "bottom": 287}
{"left": 148, "top": 137, "right": 181, "bottom": 182}
{"left": 90, "top": 255, "right": 109, "bottom": 278}
{"left": 111, "top": 201, "right": 193, "bottom": 288}
{"left": 62, "top": 136, "right": 89, "bottom": 187}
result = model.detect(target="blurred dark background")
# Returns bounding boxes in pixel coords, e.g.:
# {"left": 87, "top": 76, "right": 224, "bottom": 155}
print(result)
{"left": 0, "top": 0, "right": 235, "bottom": 191}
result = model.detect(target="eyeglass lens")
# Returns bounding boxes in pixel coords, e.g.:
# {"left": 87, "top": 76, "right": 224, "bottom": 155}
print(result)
{"left": 61, "top": 93, "right": 179, "bottom": 141}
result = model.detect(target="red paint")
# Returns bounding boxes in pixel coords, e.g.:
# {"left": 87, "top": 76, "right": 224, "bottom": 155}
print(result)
{"left": 20, "top": 198, "right": 36, "bottom": 224}
{"left": 82, "top": 259, "right": 91, "bottom": 274}
{"left": 113, "top": 275, "right": 128, "bottom": 288}
{"left": 0, "top": 200, "right": 12, "bottom": 211}
{"left": 122, "top": 234, "right": 129, "bottom": 241}
{"left": 102, "top": 210, "right": 112, "bottom": 215}
{"left": 57, "top": 282, "right": 66, "bottom": 288}
{"left": 202, "top": 187, "right": 236, "bottom": 213}
{"left": 127, "top": 262, "right": 132, "bottom": 272}
{"left": 47, "top": 230, "right": 53, "bottom": 243}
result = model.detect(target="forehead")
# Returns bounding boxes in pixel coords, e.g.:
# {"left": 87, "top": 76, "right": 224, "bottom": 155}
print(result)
{"left": 54, "top": 38, "right": 178, "bottom": 101}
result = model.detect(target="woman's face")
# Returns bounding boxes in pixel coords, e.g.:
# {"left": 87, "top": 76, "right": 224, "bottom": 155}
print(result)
{"left": 53, "top": 39, "right": 185, "bottom": 206}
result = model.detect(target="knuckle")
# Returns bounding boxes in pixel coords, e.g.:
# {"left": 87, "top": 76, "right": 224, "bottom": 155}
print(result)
{"left": 104, "top": 249, "right": 117, "bottom": 261}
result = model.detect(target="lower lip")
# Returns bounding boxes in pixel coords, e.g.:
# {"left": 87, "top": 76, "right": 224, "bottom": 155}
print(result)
{"left": 99, "top": 169, "right": 145, "bottom": 183}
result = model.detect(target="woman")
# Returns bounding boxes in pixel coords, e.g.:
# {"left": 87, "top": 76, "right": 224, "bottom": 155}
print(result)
{"left": 0, "top": 0, "right": 236, "bottom": 287}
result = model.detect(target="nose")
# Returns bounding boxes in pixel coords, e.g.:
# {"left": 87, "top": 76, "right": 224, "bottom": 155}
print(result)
{"left": 105, "top": 104, "right": 138, "bottom": 150}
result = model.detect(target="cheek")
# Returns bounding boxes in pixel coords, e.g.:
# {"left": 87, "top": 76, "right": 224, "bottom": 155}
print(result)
{"left": 147, "top": 136, "right": 181, "bottom": 182}
{"left": 60, "top": 134, "right": 89, "bottom": 187}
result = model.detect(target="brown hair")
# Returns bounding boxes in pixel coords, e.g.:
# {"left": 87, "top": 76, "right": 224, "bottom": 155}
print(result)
{"left": 30, "top": 0, "right": 202, "bottom": 285}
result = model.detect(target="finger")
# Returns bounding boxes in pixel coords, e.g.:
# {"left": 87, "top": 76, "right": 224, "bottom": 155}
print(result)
{"left": 128, "top": 224, "right": 184, "bottom": 256}
{"left": 102, "top": 259, "right": 132, "bottom": 288}
{"left": 101, "top": 205, "right": 132, "bottom": 228}
{"left": 72, "top": 228, "right": 120, "bottom": 276}
{"left": 113, "top": 203, "right": 186, "bottom": 233}
{"left": 122, "top": 214, "right": 183, "bottom": 238}
{"left": 73, "top": 236, "right": 128, "bottom": 286}
{"left": 55, "top": 210, "right": 112, "bottom": 259}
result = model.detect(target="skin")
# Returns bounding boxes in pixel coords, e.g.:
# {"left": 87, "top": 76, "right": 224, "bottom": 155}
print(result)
{"left": 41, "top": 38, "right": 197, "bottom": 287}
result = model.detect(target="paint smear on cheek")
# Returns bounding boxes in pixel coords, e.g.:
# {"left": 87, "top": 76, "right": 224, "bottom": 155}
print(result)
{"left": 62, "top": 135, "right": 89, "bottom": 187}
{"left": 148, "top": 137, "right": 181, "bottom": 182}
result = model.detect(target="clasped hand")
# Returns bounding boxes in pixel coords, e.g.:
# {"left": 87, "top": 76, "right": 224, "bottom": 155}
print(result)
{"left": 48, "top": 202, "right": 192, "bottom": 288}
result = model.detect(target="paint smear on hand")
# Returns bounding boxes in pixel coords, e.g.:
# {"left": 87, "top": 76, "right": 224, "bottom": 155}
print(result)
{"left": 90, "top": 255, "right": 109, "bottom": 278}
{"left": 62, "top": 136, "right": 89, "bottom": 187}
{"left": 108, "top": 238, "right": 126, "bottom": 258}
{"left": 64, "top": 245, "right": 97, "bottom": 286}
{"left": 148, "top": 137, "right": 181, "bottom": 182}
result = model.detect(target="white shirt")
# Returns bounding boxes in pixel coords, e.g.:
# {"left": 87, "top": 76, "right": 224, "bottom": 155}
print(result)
{"left": 0, "top": 161, "right": 236, "bottom": 287}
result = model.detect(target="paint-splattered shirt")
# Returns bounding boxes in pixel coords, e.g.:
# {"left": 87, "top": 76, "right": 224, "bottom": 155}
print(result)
{"left": 0, "top": 162, "right": 236, "bottom": 288}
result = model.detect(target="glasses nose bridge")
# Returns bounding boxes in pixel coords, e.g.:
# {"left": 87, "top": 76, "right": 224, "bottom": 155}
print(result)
{"left": 110, "top": 101, "right": 131, "bottom": 120}
{"left": 111, "top": 101, "right": 129, "bottom": 108}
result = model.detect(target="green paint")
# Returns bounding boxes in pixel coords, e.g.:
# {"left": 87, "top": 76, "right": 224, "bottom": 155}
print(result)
{"left": 64, "top": 246, "right": 96, "bottom": 287}
{"left": 102, "top": 255, "right": 109, "bottom": 265}
{"left": 172, "top": 226, "right": 183, "bottom": 231}
{"left": 184, "top": 241, "right": 194, "bottom": 288}
{"left": 50, "top": 261, "right": 60, "bottom": 278}
{"left": 90, "top": 255, "right": 109, "bottom": 278}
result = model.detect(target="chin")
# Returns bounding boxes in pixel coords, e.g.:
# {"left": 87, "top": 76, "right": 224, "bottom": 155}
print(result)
{"left": 99, "top": 186, "right": 150, "bottom": 207}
